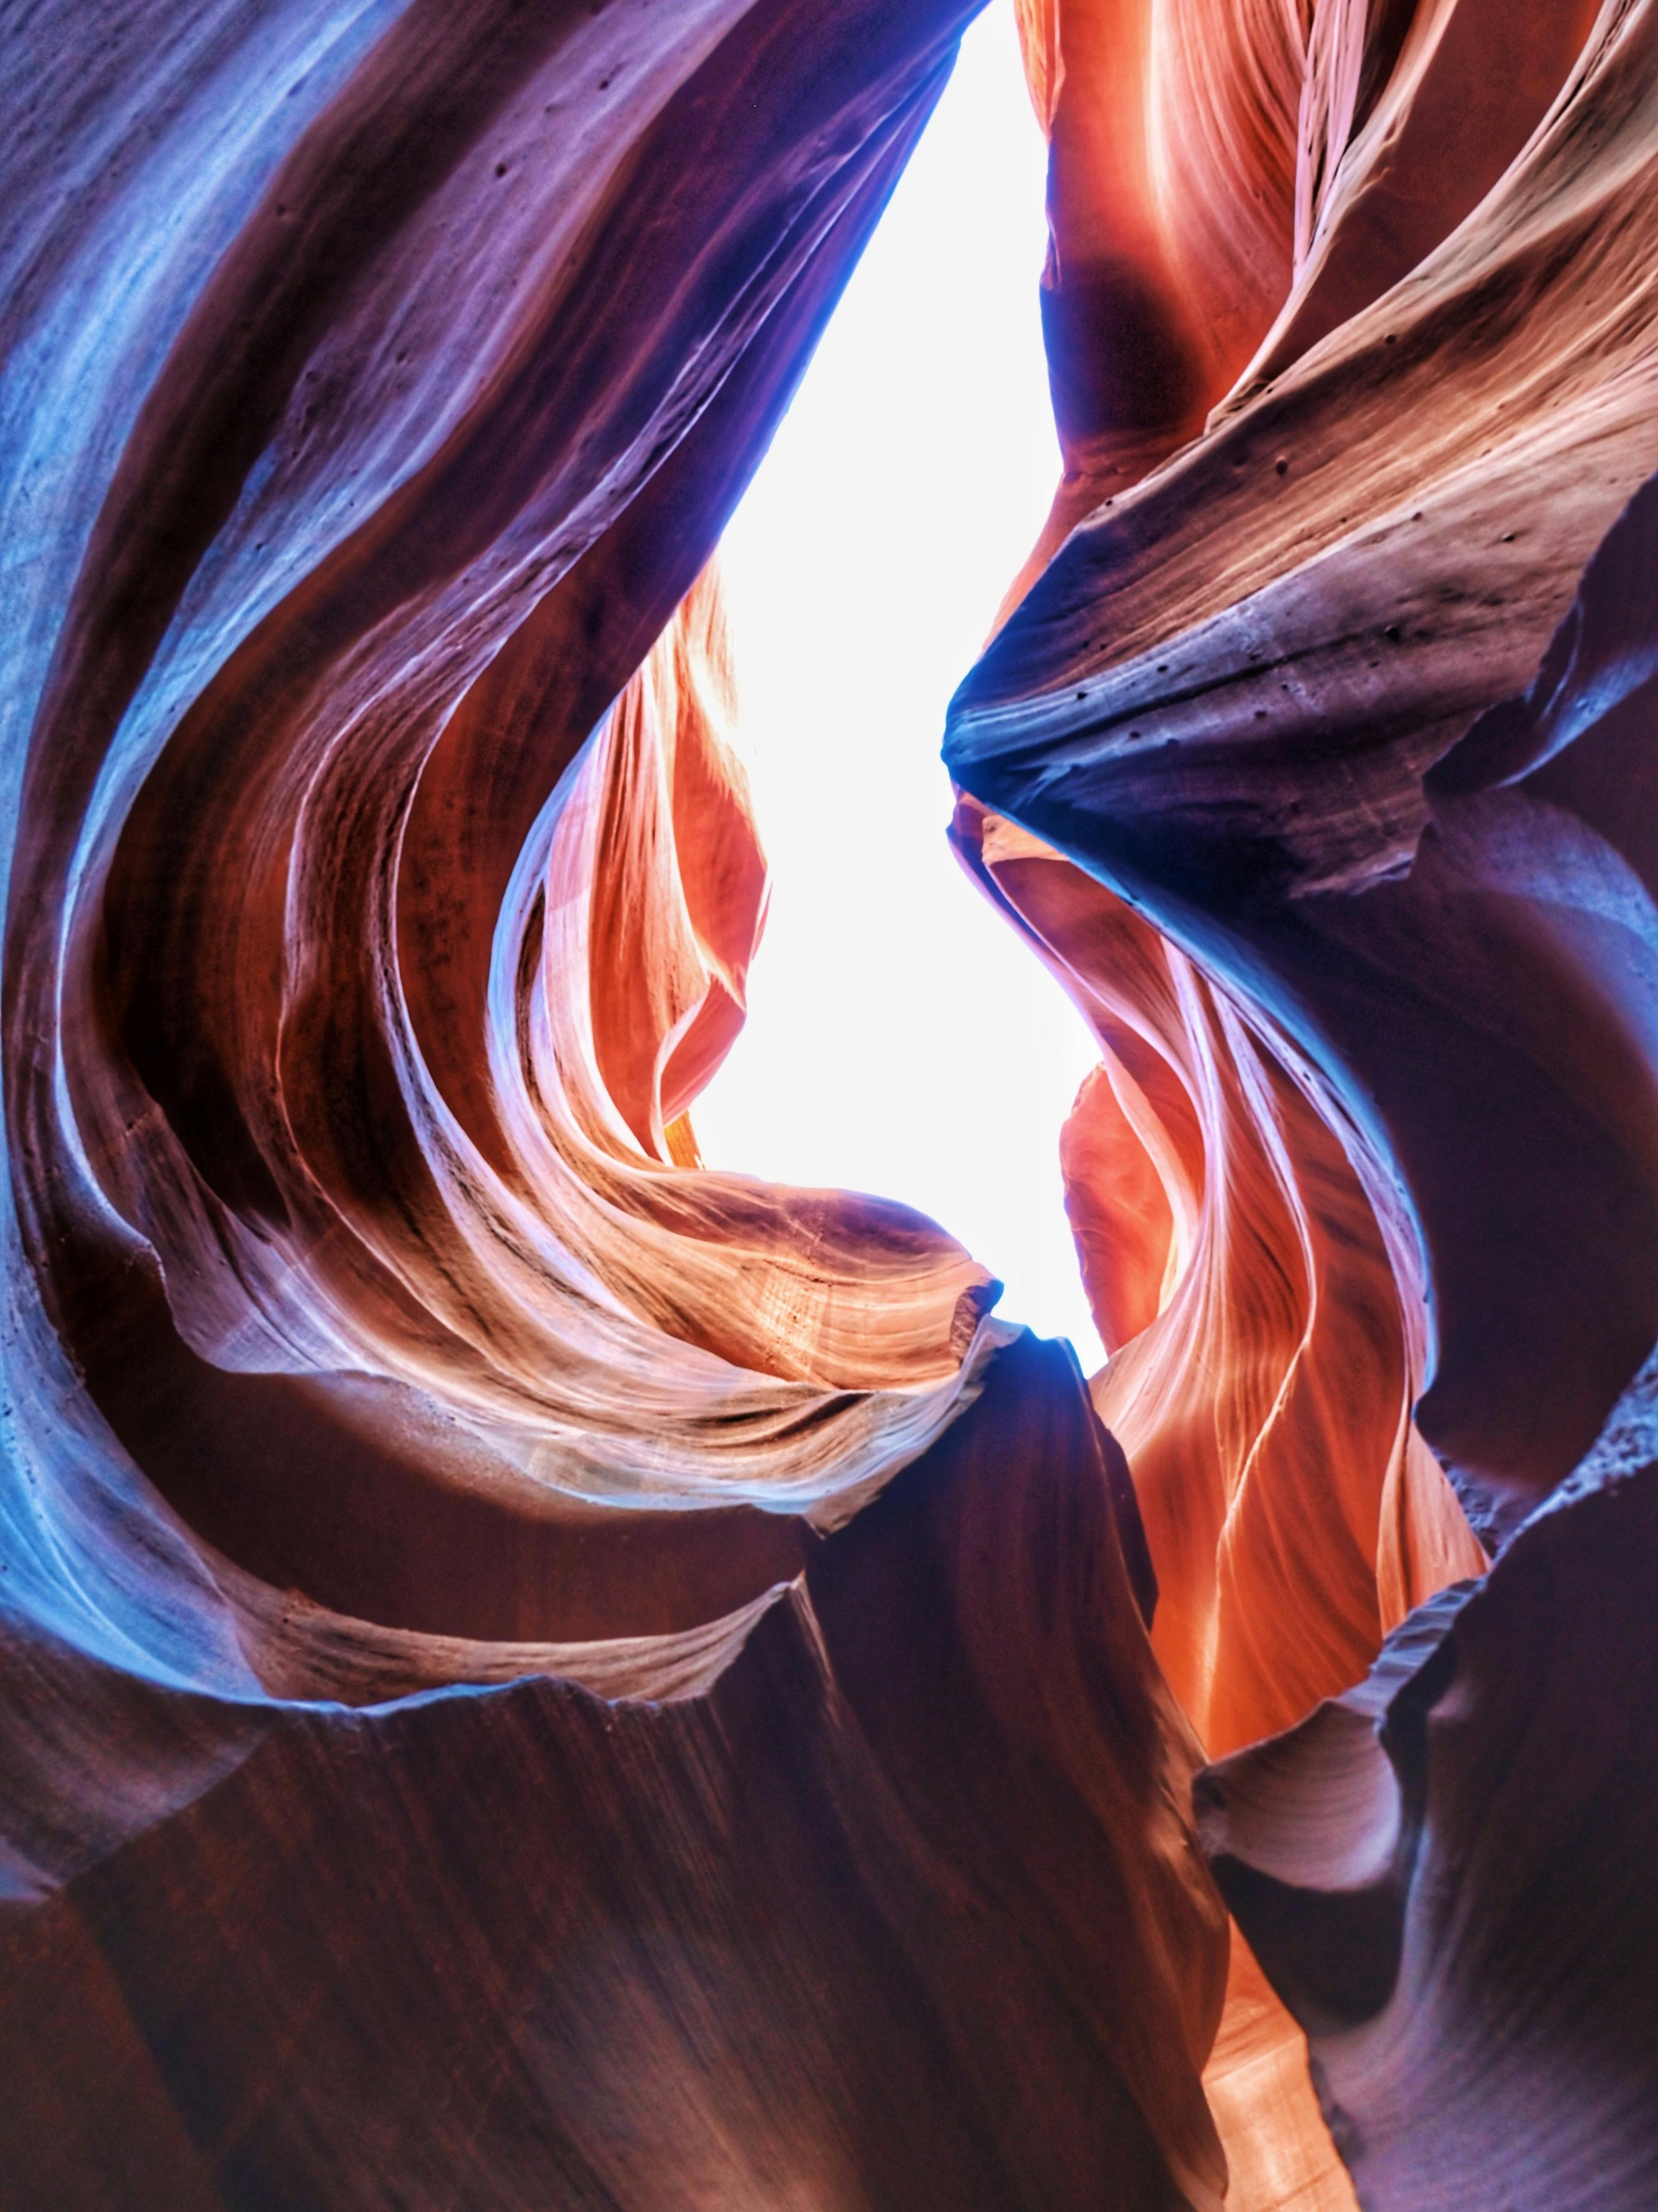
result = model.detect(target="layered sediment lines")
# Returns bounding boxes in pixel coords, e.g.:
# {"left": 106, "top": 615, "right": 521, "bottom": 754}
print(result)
{"left": 950, "top": 1, "right": 1658, "bottom": 2203}
{"left": 4, "top": 0, "right": 1658, "bottom": 2206}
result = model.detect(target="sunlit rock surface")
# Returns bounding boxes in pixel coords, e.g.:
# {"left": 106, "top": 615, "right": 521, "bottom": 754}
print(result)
{"left": 3, "top": 0, "right": 1656, "bottom": 2206}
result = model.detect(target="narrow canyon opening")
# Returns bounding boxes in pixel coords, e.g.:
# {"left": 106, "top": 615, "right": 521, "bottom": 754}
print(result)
{"left": 695, "top": 0, "right": 1106, "bottom": 1363}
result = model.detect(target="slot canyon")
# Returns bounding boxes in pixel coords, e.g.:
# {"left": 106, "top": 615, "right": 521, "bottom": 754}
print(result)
{"left": 3, "top": 0, "right": 1657, "bottom": 2205}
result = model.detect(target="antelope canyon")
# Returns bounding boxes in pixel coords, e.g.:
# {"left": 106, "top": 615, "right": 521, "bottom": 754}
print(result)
{"left": 2, "top": 0, "right": 1656, "bottom": 2206}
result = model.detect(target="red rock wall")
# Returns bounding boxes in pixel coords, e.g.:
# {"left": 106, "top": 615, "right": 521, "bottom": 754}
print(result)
{"left": 4, "top": 1, "right": 1657, "bottom": 2206}
{"left": 950, "top": 2, "right": 1658, "bottom": 2205}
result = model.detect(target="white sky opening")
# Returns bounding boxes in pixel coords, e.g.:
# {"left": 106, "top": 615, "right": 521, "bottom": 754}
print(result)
{"left": 696, "top": 0, "right": 1106, "bottom": 1365}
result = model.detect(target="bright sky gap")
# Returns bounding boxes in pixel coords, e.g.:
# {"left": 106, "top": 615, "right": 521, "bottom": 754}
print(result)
{"left": 696, "top": 0, "right": 1106, "bottom": 1365}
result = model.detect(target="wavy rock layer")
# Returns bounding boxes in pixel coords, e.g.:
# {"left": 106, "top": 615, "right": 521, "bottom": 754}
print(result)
{"left": 1190, "top": 475, "right": 1658, "bottom": 2212}
{"left": 949, "top": 1, "right": 1658, "bottom": 2206}
{"left": 0, "top": 0, "right": 1232, "bottom": 2204}
{"left": 1, "top": 1333, "right": 1228, "bottom": 2210}
{"left": 5, "top": 0, "right": 1658, "bottom": 2206}
{"left": 1200, "top": 1356, "right": 1658, "bottom": 2211}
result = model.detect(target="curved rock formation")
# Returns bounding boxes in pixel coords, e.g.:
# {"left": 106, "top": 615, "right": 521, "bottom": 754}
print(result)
{"left": 1200, "top": 1351, "right": 1658, "bottom": 2212}
{"left": 1, "top": 0, "right": 1225, "bottom": 2201}
{"left": 4, "top": 0, "right": 1658, "bottom": 2205}
{"left": 947, "top": 1, "right": 1658, "bottom": 2204}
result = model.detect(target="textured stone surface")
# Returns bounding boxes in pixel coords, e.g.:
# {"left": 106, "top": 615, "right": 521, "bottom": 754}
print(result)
{"left": 5, "top": 0, "right": 1658, "bottom": 2205}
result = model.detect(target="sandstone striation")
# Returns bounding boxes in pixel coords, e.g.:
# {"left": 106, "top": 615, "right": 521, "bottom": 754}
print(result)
{"left": 3, "top": 0, "right": 1656, "bottom": 2206}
